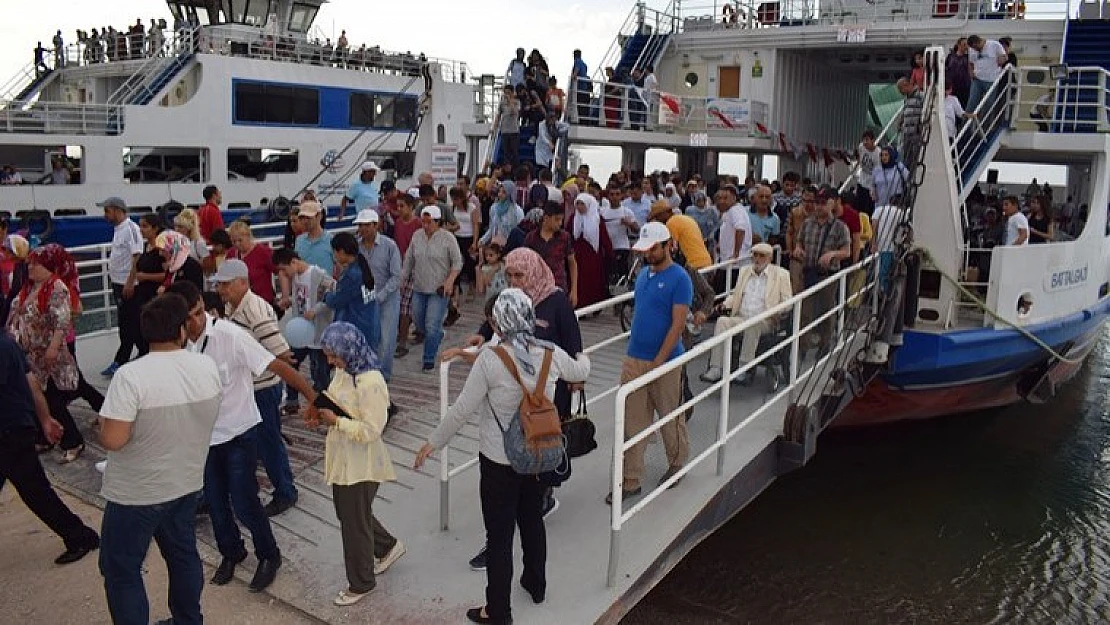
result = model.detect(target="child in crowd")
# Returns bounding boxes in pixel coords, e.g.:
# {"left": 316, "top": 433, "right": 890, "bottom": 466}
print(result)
{"left": 477, "top": 243, "right": 508, "bottom": 301}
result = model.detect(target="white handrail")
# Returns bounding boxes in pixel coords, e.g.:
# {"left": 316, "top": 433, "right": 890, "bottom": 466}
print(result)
{"left": 838, "top": 102, "right": 905, "bottom": 194}
{"left": 608, "top": 252, "right": 879, "bottom": 586}
{"left": 434, "top": 251, "right": 760, "bottom": 530}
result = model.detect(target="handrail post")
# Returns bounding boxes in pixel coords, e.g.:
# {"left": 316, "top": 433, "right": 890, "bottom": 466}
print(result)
{"left": 715, "top": 333, "right": 732, "bottom": 476}
{"left": 438, "top": 360, "right": 452, "bottom": 531}
{"left": 102, "top": 247, "right": 112, "bottom": 329}
{"left": 789, "top": 298, "right": 802, "bottom": 385}
{"left": 608, "top": 386, "right": 629, "bottom": 588}
{"left": 837, "top": 271, "right": 847, "bottom": 338}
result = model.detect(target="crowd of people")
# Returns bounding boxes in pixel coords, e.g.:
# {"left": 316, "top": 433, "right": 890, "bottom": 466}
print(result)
{"left": 0, "top": 24, "right": 1084, "bottom": 623}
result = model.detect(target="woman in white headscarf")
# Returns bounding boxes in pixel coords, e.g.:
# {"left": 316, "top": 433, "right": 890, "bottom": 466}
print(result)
{"left": 415, "top": 288, "right": 590, "bottom": 625}
{"left": 567, "top": 192, "right": 612, "bottom": 309}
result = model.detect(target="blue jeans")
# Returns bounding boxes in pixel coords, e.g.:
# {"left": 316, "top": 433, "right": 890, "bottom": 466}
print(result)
{"left": 100, "top": 492, "right": 204, "bottom": 625}
{"left": 968, "top": 78, "right": 992, "bottom": 113}
{"left": 377, "top": 293, "right": 400, "bottom": 382}
{"left": 254, "top": 384, "right": 297, "bottom": 503}
{"left": 411, "top": 290, "right": 449, "bottom": 368}
{"left": 285, "top": 348, "right": 331, "bottom": 403}
{"left": 203, "top": 426, "right": 280, "bottom": 560}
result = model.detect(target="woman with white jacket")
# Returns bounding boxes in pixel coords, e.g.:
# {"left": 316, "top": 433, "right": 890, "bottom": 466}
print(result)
{"left": 415, "top": 288, "right": 590, "bottom": 625}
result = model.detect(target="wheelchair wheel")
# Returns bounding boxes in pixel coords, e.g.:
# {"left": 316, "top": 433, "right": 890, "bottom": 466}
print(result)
{"left": 619, "top": 302, "right": 634, "bottom": 332}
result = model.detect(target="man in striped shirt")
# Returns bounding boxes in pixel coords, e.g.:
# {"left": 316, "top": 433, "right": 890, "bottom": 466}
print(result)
{"left": 215, "top": 260, "right": 299, "bottom": 517}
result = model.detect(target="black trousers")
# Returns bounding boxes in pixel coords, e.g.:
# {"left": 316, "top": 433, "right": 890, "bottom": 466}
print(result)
{"left": 67, "top": 341, "right": 104, "bottom": 412}
{"left": 112, "top": 283, "right": 148, "bottom": 366}
{"left": 0, "top": 427, "right": 98, "bottom": 550}
{"left": 480, "top": 454, "right": 546, "bottom": 621}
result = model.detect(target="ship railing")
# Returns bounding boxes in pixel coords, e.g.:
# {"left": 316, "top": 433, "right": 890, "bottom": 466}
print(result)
{"left": 1011, "top": 65, "right": 1110, "bottom": 134}
{"left": 70, "top": 222, "right": 356, "bottom": 338}
{"left": 434, "top": 252, "right": 765, "bottom": 532}
{"left": 590, "top": 1, "right": 681, "bottom": 84}
{"left": 106, "top": 26, "right": 199, "bottom": 106}
{"left": 605, "top": 251, "right": 879, "bottom": 586}
{"left": 198, "top": 25, "right": 469, "bottom": 83}
{"left": 837, "top": 102, "right": 904, "bottom": 195}
{"left": 0, "top": 101, "right": 123, "bottom": 135}
{"left": 567, "top": 77, "right": 769, "bottom": 137}
{"left": 674, "top": 0, "right": 1068, "bottom": 31}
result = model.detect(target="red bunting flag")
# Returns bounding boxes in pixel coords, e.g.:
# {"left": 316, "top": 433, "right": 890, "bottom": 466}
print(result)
{"left": 837, "top": 149, "right": 851, "bottom": 165}
{"left": 754, "top": 121, "right": 769, "bottom": 136}
{"left": 822, "top": 148, "right": 834, "bottom": 168}
{"left": 660, "top": 94, "right": 681, "bottom": 115}
{"left": 778, "top": 132, "right": 790, "bottom": 153}
{"left": 806, "top": 143, "right": 818, "bottom": 162}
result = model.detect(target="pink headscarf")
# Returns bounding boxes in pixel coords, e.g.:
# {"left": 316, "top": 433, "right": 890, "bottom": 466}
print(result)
{"left": 504, "top": 247, "right": 559, "bottom": 305}
{"left": 155, "top": 230, "right": 191, "bottom": 272}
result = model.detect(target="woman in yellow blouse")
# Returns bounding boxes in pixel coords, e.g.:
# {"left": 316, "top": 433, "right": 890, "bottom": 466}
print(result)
{"left": 307, "top": 321, "right": 405, "bottom": 606}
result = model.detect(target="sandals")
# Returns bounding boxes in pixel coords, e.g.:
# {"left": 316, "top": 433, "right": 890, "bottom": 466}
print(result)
{"left": 58, "top": 444, "right": 84, "bottom": 464}
{"left": 333, "top": 587, "right": 373, "bottom": 606}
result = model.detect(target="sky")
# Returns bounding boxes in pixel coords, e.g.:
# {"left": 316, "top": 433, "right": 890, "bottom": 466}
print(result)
{"left": 0, "top": 0, "right": 1068, "bottom": 186}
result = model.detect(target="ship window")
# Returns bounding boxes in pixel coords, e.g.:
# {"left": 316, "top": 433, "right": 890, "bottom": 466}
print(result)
{"left": 227, "top": 148, "right": 299, "bottom": 180}
{"left": 349, "top": 93, "right": 375, "bottom": 127}
{"left": 122, "top": 147, "right": 209, "bottom": 184}
{"left": 244, "top": 0, "right": 271, "bottom": 26}
{"left": 0, "top": 143, "right": 84, "bottom": 185}
{"left": 684, "top": 72, "right": 699, "bottom": 88}
{"left": 288, "top": 2, "right": 319, "bottom": 33}
{"left": 234, "top": 81, "right": 319, "bottom": 126}
{"left": 366, "top": 95, "right": 418, "bottom": 130}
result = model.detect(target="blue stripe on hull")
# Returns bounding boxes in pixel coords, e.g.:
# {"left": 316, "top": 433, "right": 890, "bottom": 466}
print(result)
{"left": 884, "top": 297, "right": 1110, "bottom": 389}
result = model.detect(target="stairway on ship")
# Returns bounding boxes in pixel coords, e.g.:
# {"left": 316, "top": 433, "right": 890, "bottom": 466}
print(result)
{"left": 1057, "top": 18, "right": 1110, "bottom": 132}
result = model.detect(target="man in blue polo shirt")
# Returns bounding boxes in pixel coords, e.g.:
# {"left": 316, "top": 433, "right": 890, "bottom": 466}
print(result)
{"left": 609, "top": 222, "right": 692, "bottom": 504}
{"left": 340, "top": 161, "right": 380, "bottom": 221}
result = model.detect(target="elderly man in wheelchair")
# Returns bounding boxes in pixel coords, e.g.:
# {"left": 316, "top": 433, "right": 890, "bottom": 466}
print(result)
{"left": 698, "top": 242, "right": 793, "bottom": 390}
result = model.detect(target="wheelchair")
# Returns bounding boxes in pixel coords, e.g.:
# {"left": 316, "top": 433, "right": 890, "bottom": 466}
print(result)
{"left": 707, "top": 315, "right": 792, "bottom": 393}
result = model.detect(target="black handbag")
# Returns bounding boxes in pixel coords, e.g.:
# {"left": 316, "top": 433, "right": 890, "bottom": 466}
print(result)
{"left": 562, "top": 390, "right": 597, "bottom": 458}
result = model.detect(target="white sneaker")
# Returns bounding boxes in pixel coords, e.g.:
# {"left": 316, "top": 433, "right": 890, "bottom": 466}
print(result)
{"left": 699, "top": 366, "right": 723, "bottom": 383}
{"left": 95, "top": 460, "right": 107, "bottom": 474}
{"left": 374, "top": 540, "right": 406, "bottom": 575}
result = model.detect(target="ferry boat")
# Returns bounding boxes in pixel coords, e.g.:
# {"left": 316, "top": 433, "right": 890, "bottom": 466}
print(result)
{"left": 0, "top": 0, "right": 488, "bottom": 246}
{"left": 41, "top": 1, "right": 1110, "bottom": 623}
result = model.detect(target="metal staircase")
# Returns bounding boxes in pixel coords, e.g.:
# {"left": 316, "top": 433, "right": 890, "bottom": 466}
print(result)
{"left": 953, "top": 67, "right": 1015, "bottom": 202}
{"left": 1056, "top": 18, "right": 1110, "bottom": 132}
{"left": 107, "top": 27, "right": 198, "bottom": 106}
{"left": 0, "top": 62, "right": 57, "bottom": 109}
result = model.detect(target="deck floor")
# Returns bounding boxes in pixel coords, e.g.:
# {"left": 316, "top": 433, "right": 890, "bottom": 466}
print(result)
{"left": 53, "top": 297, "right": 834, "bottom": 624}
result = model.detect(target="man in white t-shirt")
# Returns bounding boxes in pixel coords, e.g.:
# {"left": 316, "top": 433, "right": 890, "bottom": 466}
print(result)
{"left": 168, "top": 281, "right": 317, "bottom": 594}
{"left": 715, "top": 185, "right": 752, "bottom": 262}
{"left": 1002, "top": 196, "right": 1029, "bottom": 246}
{"left": 602, "top": 185, "right": 639, "bottom": 281}
{"left": 714, "top": 185, "right": 752, "bottom": 292}
{"left": 968, "top": 34, "right": 1008, "bottom": 111}
{"left": 99, "top": 196, "right": 144, "bottom": 376}
{"left": 98, "top": 293, "right": 223, "bottom": 625}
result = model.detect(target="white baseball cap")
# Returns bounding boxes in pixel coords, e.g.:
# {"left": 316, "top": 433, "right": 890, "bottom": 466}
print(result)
{"left": 361, "top": 161, "right": 379, "bottom": 171}
{"left": 420, "top": 205, "right": 442, "bottom": 220}
{"left": 353, "top": 209, "right": 380, "bottom": 224}
{"left": 632, "top": 221, "right": 671, "bottom": 252}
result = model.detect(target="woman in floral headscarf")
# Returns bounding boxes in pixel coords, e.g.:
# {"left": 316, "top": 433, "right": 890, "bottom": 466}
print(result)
{"left": 154, "top": 229, "right": 204, "bottom": 291}
{"left": 415, "top": 289, "right": 590, "bottom": 625}
{"left": 309, "top": 321, "right": 402, "bottom": 607}
{"left": 6, "top": 244, "right": 86, "bottom": 461}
